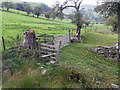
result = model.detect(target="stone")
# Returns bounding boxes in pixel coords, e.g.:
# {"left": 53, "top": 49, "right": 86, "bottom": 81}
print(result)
{"left": 111, "top": 84, "right": 119, "bottom": 88}
{"left": 71, "top": 37, "right": 78, "bottom": 43}
{"left": 37, "top": 63, "right": 40, "bottom": 65}
{"left": 41, "top": 70, "right": 47, "bottom": 75}
{"left": 46, "top": 62, "right": 51, "bottom": 65}
{"left": 41, "top": 66, "right": 44, "bottom": 69}
{"left": 50, "top": 60, "right": 56, "bottom": 64}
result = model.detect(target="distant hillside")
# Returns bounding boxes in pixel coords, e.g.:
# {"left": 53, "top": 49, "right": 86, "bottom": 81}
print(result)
{"left": 1, "top": 0, "right": 23, "bottom": 3}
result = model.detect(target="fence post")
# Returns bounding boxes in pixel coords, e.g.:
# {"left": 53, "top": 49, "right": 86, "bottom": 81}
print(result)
{"left": 44, "top": 34, "right": 46, "bottom": 43}
{"left": 85, "top": 24, "right": 86, "bottom": 33}
{"left": 56, "top": 41, "right": 61, "bottom": 63}
{"left": 68, "top": 30, "right": 71, "bottom": 43}
{"left": 72, "top": 29, "right": 73, "bottom": 36}
{"left": 2, "top": 36, "right": 6, "bottom": 51}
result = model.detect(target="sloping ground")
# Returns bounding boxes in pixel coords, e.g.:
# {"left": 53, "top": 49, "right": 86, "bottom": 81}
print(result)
{"left": 60, "top": 32, "right": 118, "bottom": 86}
{"left": 2, "top": 9, "right": 76, "bottom": 42}
{"left": 2, "top": 9, "right": 119, "bottom": 88}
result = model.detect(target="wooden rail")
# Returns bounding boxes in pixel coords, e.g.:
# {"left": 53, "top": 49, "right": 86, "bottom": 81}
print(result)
{"left": 40, "top": 41, "right": 61, "bottom": 63}
{"left": 37, "top": 34, "right": 54, "bottom": 45}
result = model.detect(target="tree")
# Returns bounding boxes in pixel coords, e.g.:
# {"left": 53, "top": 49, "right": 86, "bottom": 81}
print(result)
{"left": 95, "top": 1, "right": 120, "bottom": 60}
{"left": 105, "top": 15, "right": 118, "bottom": 32}
{"left": 56, "top": 0, "right": 84, "bottom": 40}
{"left": 34, "top": 6, "right": 43, "bottom": 18}
{"left": 2, "top": 2, "right": 13, "bottom": 12}
{"left": 1, "top": 2, "right": 5, "bottom": 10}
{"left": 24, "top": 4, "right": 32, "bottom": 16}
{"left": 45, "top": 12, "right": 50, "bottom": 20}
{"left": 40, "top": 3, "right": 52, "bottom": 12}
{"left": 15, "top": 3, "right": 25, "bottom": 11}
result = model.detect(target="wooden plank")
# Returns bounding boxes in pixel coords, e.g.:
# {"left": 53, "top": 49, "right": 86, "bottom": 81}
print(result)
{"left": 40, "top": 47, "right": 57, "bottom": 52}
{"left": 39, "top": 40, "right": 53, "bottom": 43}
{"left": 2, "top": 36, "right": 6, "bottom": 50}
{"left": 40, "top": 44, "right": 56, "bottom": 49}
{"left": 37, "top": 35, "right": 54, "bottom": 38}
{"left": 50, "top": 57, "right": 56, "bottom": 60}
{"left": 41, "top": 53, "right": 56, "bottom": 58}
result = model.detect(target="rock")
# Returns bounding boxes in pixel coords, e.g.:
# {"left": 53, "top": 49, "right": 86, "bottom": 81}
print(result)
{"left": 46, "top": 62, "right": 51, "bottom": 65}
{"left": 41, "top": 66, "right": 44, "bottom": 69}
{"left": 41, "top": 70, "right": 47, "bottom": 75}
{"left": 50, "top": 60, "right": 56, "bottom": 64}
{"left": 37, "top": 63, "right": 40, "bottom": 65}
{"left": 71, "top": 37, "right": 78, "bottom": 43}
{"left": 111, "top": 84, "right": 119, "bottom": 88}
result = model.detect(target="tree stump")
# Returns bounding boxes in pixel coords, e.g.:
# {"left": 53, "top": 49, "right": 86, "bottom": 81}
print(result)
{"left": 22, "top": 29, "right": 37, "bottom": 50}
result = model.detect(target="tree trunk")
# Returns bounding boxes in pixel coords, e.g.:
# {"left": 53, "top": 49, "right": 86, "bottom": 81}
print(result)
{"left": 118, "top": 3, "right": 120, "bottom": 61}
{"left": 76, "top": 25, "right": 81, "bottom": 40}
{"left": 7, "top": 8, "right": 9, "bottom": 12}
{"left": 37, "top": 15, "right": 39, "bottom": 18}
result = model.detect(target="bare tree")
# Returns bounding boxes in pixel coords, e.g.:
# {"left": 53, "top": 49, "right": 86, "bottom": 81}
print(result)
{"left": 56, "top": 0, "right": 84, "bottom": 40}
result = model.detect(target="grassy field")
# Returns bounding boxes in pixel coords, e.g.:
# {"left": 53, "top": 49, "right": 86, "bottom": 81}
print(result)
{"left": 2, "top": 9, "right": 119, "bottom": 88}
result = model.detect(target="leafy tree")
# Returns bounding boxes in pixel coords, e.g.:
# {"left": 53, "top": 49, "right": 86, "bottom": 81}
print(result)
{"left": 40, "top": 3, "right": 52, "bottom": 12}
{"left": 15, "top": 3, "right": 25, "bottom": 11}
{"left": 45, "top": 12, "right": 50, "bottom": 20}
{"left": 2, "top": 2, "right": 13, "bottom": 12}
{"left": 105, "top": 15, "right": 118, "bottom": 32}
{"left": 24, "top": 4, "right": 32, "bottom": 16}
{"left": 34, "top": 6, "right": 43, "bottom": 18}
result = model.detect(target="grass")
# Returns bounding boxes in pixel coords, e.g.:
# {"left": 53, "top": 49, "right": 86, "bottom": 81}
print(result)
{"left": 60, "top": 32, "right": 118, "bottom": 87}
{"left": 2, "top": 9, "right": 76, "bottom": 38}
{"left": 2, "top": 9, "right": 119, "bottom": 88}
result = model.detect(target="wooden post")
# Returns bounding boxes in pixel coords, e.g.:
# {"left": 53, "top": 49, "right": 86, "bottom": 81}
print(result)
{"left": 72, "top": 29, "right": 73, "bottom": 36}
{"left": 44, "top": 34, "right": 46, "bottom": 43}
{"left": 68, "top": 30, "right": 71, "bottom": 43}
{"left": 56, "top": 41, "right": 61, "bottom": 63}
{"left": 52, "top": 35, "right": 54, "bottom": 45}
{"left": 85, "top": 24, "right": 86, "bottom": 33}
{"left": 2, "top": 36, "right": 6, "bottom": 50}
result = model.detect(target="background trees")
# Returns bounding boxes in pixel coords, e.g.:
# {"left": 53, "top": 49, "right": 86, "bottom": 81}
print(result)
{"left": 24, "top": 4, "right": 32, "bottom": 16}
{"left": 34, "top": 6, "right": 43, "bottom": 18}
{"left": 2, "top": 2, "right": 13, "bottom": 12}
{"left": 105, "top": 15, "right": 118, "bottom": 32}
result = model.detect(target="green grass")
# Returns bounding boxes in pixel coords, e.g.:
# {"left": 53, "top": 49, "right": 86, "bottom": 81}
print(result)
{"left": 60, "top": 32, "right": 118, "bottom": 86}
{"left": 2, "top": 9, "right": 119, "bottom": 88}
{"left": 2, "top": 9, "right": 76, "bottom": 38}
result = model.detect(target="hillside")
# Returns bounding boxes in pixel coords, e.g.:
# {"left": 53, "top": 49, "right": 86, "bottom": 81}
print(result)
{"left": 2, "top": 9, "right": 119, "bottom": 88}
{"left": 2, "top": 9, "right": 76, "bottom": 43}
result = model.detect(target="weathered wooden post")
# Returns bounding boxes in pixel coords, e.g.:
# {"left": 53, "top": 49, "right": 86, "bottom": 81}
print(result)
{"left": 85, "top": 24, "right": 86, "bottom": 33}
{"left": 2, "top": 36, "right": 6, "bottom": 50}
{"left": 68, "top": 30, "right": 71, "bottom": 43}
{"left": 56, "top": 41, "right": 61, "bottom": 64}
{"left": 72, "top": 29, "right": 73, "bottom": 36}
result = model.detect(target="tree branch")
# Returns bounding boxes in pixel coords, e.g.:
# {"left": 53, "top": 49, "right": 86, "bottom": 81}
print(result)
{"left": 78, "top": 0, "right": 83, "bottom": 10}
{"left": 62, "top": 5, "right": 75, "bottom": 10}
